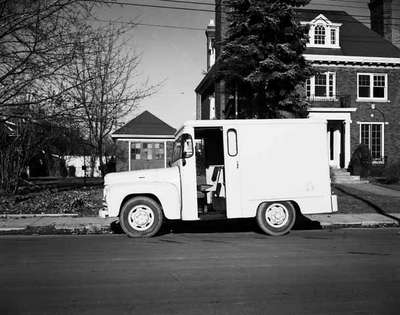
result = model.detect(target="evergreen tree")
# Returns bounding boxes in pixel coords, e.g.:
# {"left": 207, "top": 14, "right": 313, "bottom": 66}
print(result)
{"left": 217, "top": 0, "right": 313, "bottom": 118}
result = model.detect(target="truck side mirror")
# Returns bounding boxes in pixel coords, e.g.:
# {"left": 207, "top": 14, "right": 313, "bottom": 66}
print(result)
{"left": 183, "top": 138, "right": 193, "bottom": 157}
{"left": 182, "top": 135, "right": 193, "bottom": 159}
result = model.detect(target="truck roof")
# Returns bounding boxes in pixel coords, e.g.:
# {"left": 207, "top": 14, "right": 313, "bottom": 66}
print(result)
{"left": 175, "top": 118, "right": 325, "bottom": 136}
{"left": 175, "top": 118, "right": 326, "bottom": 136}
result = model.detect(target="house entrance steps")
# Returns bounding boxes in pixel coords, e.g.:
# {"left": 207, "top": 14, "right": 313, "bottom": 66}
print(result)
{"left": 331, "top": 168, "right": 369, "bottom": 184}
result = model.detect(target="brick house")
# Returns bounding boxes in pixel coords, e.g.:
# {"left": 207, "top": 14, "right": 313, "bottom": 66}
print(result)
{"left": 195, "top": 0, "right": 400, "bottom": 169}
{"left": 112, "top": 111, "right": 176, "bottom": 171}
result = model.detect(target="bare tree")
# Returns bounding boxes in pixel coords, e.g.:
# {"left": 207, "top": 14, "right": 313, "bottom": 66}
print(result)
{"left": 0, "top": 0, "right": 96, "bottom": 111}
{"left": 64, "top": 23, "right": 155, "bottom": 176}
{"left": 0, "top": 1, "right": 156, "bottom": 192}
{"left": 0, "top": 0, "right": 95, "bottom": 193}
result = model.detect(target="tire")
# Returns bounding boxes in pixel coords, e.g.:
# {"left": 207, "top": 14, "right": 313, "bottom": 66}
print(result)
{"left": 256, "top": 201, "right": 296, "bottom": 236}
{"left": 120, "top": 197, "right": 164, "bottom": 238}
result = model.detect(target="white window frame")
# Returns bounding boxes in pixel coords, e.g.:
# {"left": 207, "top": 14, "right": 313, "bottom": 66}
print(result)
{"left": 358, "top": 122, "right": 385, "bottom": 164}
{"left": 356, "top": 73, "right": 388, "bottom": 102}
{"left": 301, "top": 14, "right": 341, "bottom": 49}
{"left": 330, "top": 28, "right": 337, "bottom": 45}
{"left": 128, "top": 139, "right": 169, "bottom": 170}
{"left": 306, "top": 72, "right": 336, "bottom": 101}
{"left": 314, "top": 24, "right": 326, "bottom": 45}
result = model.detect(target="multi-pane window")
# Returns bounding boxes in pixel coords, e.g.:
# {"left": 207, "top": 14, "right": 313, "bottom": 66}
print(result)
{"left": 357, "top": 73, "right": 387, "bottom": 100}
{"left": 330, "top": 29, "right": 336, "bottom": 45}
{"left": 306, "top": 72, "right": 336, "bottom": 99}
{"left": 314, "top": 25, "right": 326, "bottom": 45}
{"left": 131, "top": 143, "right": 141, "bottom": 160}
{"left": 373, "top": 75, "right": 385, "bottom": 98}
{"left": 315, "top": 74, "right": 327, "bottom": 97}
{"left": 302, "top": 15, "right": 341, "bottom": 48}
{"left": 154, "top": 143, "right": 165, "bottom": 160}
{"left": 360, "top": 123, "right": 384, "bottom": 162}
{"left": 130, "top": 142, "right": 165, "bottom": 160}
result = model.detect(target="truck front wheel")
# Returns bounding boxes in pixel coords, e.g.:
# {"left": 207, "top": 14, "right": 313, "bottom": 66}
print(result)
{"left": 256, "top": 201, "right": 296, "bottom": 236}
{"left": 120, "top": 197, "right": 164, "bottom": 237}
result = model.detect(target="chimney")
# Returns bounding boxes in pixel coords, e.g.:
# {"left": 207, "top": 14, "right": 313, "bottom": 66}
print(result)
{"left": 206, "top": 19, "right": 216, "bottom": 70}
{"left": 369, "top": 0, "right": 400, "bottom": 48}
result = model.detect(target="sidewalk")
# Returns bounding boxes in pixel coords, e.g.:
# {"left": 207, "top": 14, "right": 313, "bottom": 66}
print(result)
{"left": 339, "top": 182, "right": 400, "bottom": 197}
{"left": 0, "top": 212, "right": 399, "bottom": 235}
{"left": 0, "top": 216, "right": 116, "bottom": 235}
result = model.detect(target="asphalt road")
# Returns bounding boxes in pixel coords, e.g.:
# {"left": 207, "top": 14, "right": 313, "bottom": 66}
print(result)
{"left": 0, "top": 227, "right": 399, "bottom": 315}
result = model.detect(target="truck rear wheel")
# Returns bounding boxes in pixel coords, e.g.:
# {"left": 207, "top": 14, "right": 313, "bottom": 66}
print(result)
{"left": 256, "top": 201, "right": 296, "bottom": 236}
{"left": 120, "top": 197, "right": 163, "bottom": 238}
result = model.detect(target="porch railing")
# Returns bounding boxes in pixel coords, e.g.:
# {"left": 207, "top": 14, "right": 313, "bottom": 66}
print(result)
{"left": 305, "top": 94, "right": 352, "bottom": 108}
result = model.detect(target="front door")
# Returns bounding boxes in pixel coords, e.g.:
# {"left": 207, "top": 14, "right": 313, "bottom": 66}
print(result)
{"left": 172, "top": 129, "right": 198, "bottom": 220}
{"left": 327, "top": 120, "right": 344, "bottom": 168}
{"left": 223, "top": 127, "right": 242, "bottom": 218}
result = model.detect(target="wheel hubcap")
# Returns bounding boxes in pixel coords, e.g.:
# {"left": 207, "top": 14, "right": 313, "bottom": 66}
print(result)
{"left": 265, "top": 203, "right": 289, "bottom": 228}
{"left": 128, "top": 205, "right": 154, "bottom": 231}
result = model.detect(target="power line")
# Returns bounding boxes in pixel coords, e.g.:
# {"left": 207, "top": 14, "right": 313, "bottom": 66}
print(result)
{"left": 308, "top": 2, "right": 369, "bottom": 10}
{"left": 151, "top": 0, "right": 213, "bottom": 5}
{"left": 89, "top": 0, "right": 400, "bottom": 28}
{"left": 94, "top": 18, "right": 400, "bottom": 45}
{"left": 91, "top": 0, "right": 400, "bottom": 21}
{"left": 88, "top": 0, "right": 215, "bottom": 12}
{"left": 92, "top": 18, "right": 206, "bottom": 30}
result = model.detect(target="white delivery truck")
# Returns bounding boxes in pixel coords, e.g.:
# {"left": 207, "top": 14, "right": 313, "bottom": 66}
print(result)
{"left": 100, "top": 119, "right": 337, "bottom": 237}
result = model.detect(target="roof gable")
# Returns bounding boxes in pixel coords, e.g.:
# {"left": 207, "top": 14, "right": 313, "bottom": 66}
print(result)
{"left": 308, "top": 14, "right": 341, "bottom": 27}
{"left": 296, "top": 9, "right": 400, "bottom": 59}
{"left": 113, "top": 111, "right": 176, "bottom": 137}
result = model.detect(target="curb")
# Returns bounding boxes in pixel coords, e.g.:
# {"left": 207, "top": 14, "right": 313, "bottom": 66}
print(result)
{"left": 320, "top": 222, "right": 399, "bottom": 229}
{"left": 0, "top": 221, "right": 398, "bottom": 235}
{"left": 0, "top": 214, "right": 79, "bottom": 219}
{"left": 0, "top": 224, "right": 113, "bottom": 235}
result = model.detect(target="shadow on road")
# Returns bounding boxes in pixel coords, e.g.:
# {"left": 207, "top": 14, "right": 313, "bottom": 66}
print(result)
{"left": 335, "top": 185, "right": 400, "bottom": 224}
{"left": 109, "top": 213, "right": 322, "bottom": 236}
{"left": 293, "top": 212, "right": 322, "bottom": 231}
{"left": 166, "top": 219, "right": 259, "bottom": 235}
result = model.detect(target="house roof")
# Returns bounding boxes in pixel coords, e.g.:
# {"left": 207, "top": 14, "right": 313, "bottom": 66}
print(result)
{"left": 112, "top": 111, "right": 176, "bottom": 138}
{"left": 195, "top": 8, "right": 400, "bottom": 94}
{"left": 296, "top": 9, "right": 400, "bottom": 58}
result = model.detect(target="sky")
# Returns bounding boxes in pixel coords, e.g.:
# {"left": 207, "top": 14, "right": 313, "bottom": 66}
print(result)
{"left": 97, "top": 0, "right": 371, "bottom": 129}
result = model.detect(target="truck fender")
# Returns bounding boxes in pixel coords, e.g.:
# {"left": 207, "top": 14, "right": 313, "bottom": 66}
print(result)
{"left": 107, "top": 182, "right": 181, "bottom": 220}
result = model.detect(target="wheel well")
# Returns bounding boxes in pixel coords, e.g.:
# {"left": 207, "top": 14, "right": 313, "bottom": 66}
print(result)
{"left": 119, "top": 194, "right": 162, "bottom": 216}
{"left": 289, "top": 200, "right": 301, "bottom": 213}
{"left": 257, "top": 200, "right": 300, "bottom": 213}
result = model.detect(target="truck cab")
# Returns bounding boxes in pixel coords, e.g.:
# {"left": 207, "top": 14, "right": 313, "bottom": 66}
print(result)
{"left": 100, "top": 119, "right": 337, "bottom": 237}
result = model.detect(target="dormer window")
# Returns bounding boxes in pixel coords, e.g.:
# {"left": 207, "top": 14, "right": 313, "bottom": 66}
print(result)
{"left": 302, "top": 14, "right": 341, "bottom": 48}
{"left": 330, "top": 29, "right": 337, "bottom": 45}
{"left": 314, "top": 25, "right": 326, "bottom": 45}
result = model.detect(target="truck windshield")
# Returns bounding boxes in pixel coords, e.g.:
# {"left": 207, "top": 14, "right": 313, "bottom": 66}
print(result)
{"left": 172, "top": 136, "right": 182, "bottom": 163}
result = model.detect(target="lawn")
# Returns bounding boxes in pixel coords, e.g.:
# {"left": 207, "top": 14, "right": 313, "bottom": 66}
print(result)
{"left": 0, "top": 187, "right": 103, "bottom": 216}
{"left": 333, "top": 184, "right": 400, "bottom": 214}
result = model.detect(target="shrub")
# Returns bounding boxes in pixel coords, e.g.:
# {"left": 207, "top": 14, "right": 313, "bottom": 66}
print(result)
{"left": 348, "top": 144, "right": 372, "bottom": 178}
{"left": 383, "top": 161, "right": 400, "bottom": 184}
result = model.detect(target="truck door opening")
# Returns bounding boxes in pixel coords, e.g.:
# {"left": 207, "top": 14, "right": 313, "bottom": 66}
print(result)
{"left": 194, "top": 127, "right": 226, "bottom": 218}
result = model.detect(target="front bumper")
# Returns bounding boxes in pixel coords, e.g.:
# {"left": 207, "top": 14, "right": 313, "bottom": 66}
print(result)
{"left": 331, "top": 195, "right": 338, "bottom": 212}
{"left": 100, "top": 186, "right": 110, "bottom": 218}
{"left": 99, "top": 207, "right": 109, "bottom": 218}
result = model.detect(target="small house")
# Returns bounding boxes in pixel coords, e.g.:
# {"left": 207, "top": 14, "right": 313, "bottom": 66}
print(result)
{"left": 112, "top": 111, "right": 176, "bottom": 172}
